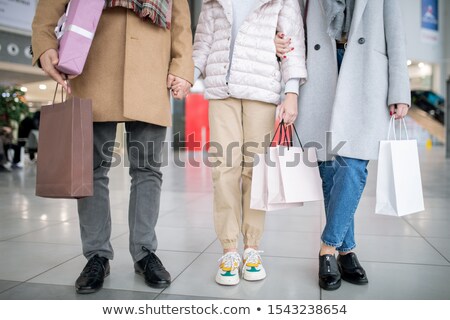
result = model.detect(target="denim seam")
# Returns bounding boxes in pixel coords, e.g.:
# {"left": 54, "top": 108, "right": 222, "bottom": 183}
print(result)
{"left": 337, "top": 164, "right": 368, "bottom": 252}
{"left": 322, "top": 159, "right": 368, "bottom": 251}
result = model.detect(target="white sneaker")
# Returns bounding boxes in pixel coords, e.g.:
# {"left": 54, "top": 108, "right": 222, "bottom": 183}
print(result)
{"left": 242, "top": 248, "right": 266, "bottom": 281}
{"left": 215, "top": 252, "right": 241, "bottom": 286}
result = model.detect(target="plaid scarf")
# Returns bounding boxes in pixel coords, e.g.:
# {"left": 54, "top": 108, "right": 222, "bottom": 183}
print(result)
{"left": 323, "top": 0, "right": 355, "bottom": 40}
{"left": 105, "top": 0, "right": 172, "bottom": 29}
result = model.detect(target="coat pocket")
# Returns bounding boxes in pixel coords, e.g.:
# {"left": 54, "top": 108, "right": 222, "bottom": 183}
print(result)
{"left": 373, "top": 48, "right": 388, "bottom": 59}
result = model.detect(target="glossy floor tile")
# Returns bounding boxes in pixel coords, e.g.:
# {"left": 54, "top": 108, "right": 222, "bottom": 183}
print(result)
{"left": 321, "top": 262, "right": 450, "bottom": 300}
{"left": 29, "top": 248, "right": 200, "bottom": 294}
{"left": 0, "top": 281, "right": 20, "bottom": 294}
{"left": 0, "top": 283, "right": 158, "bottom": 300}
{"left": 162, "top": 253, "right": 320, "bottom": 300}
{"left": 0, "top": 242, "right": 80, "bottom": 281}
{"left": 0, "top": 133, "right": 449, "bottom": 299}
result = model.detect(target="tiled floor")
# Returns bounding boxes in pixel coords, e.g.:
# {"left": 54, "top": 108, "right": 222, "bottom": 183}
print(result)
{"left": 0, "top": 121, "right": 449, "bottom": 300}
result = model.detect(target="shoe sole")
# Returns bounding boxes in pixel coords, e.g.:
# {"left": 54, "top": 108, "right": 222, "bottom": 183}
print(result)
{"left": 340, "top": 274, "right": 369, "bottom": 285}
{"left": 215, "top": 274, "right": 240, "bottom": 286}
{"left": 338, "top": 265, "right": 369, "bottom": 285}
{"left": 319, "top": 279, "right": 341, "bottom": 291}
{"left": 76, "top": 272, "right": 110, "bottom": 294}
{"left": 134, "top": 271, "right": 171, "bottom": 289}
{"left": 243, "top": 270, "right": 266, "bottom": 282}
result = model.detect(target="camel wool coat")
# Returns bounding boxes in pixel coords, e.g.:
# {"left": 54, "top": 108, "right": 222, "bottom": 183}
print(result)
{"left": 296, "top": 0, "right": 411, "bottom": 161}
{"left": 32, "top": 0, "right": 194, "bottom": 127}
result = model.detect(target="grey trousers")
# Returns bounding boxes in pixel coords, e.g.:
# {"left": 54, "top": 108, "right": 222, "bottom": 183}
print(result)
{"left": 77, "top": 121, "right": 167, "bottom": 263}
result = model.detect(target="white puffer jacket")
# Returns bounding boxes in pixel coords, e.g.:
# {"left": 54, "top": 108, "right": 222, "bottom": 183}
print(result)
{"left": 193, "top": 0, "right": 307, "bottom": 105}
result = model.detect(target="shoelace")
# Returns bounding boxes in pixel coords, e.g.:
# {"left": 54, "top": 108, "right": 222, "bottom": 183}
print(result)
{"left": 218, "top": 252, "right": 242, "bottom": 271}
{"left": 84, "top": 256, "right": 105, "bottom": 276}
{"left": 242, "top": 250, "right": 264, "bottom": 274}
{"left": 142, "top": 246, "right": 165, "bottom": 272}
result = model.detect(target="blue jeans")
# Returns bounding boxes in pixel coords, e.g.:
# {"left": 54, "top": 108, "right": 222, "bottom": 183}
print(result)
{"left": 319, "top": 157, "right": 369, "bottom": 252}
{"left": 319, "top": 48, "right": 369, "bottom": 252}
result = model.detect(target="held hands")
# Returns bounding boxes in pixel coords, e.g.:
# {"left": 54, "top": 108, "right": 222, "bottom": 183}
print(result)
{"left": 39, "top": 49, "right": 75, "bottom": 94}
{"left": 277, "top": 93, "right": 298, "bottom": 126}
{"left": 389, "top": 104, "right": 409, "bottom": 120}
{"left": 275, "top": 32, "right": 293, "bottom": 59}
{"left": 167, "top": 74, "right": 191, "bottom": 100}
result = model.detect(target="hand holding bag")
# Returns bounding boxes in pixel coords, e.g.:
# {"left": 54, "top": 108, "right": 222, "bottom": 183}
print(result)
{"left": 36, "top": 85, "right": 93, "bottom": 199}
{"left": 375, "top": 117, "right": 425, "bottom": 216}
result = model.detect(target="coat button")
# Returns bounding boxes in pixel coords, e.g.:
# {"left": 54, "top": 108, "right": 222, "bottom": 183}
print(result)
{"left": 314, "top": 44, "right": 321, "bottom": 50}
{"left": 358, "top": 37, "right": 366, "bottom": 44}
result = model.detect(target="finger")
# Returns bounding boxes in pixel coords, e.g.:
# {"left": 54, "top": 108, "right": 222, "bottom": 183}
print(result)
{"left": 402, "top": 108, "right": 409, "bottom": 118}
{"left": 46, "top": 67, "right": 67, "bottom": 90}
{"left": 172, "top": 85, "right": 183, "bottom": 92}
{"left": 396, "top": 106, "right": 407, "bottom": 119}
{"left": 65, "top": 80, "right": 72, "bottom": 95}
{"left": 278, "top": 105, "right": 285, "bottom": 121}
{"left": 276, "top": 40, "right": 290, "bottom": 48}
{"left": 389, "top": 105, "right": 396, "bottom": 117}
{"left": 48, "top": 51, "right": 59, "bottom": 66}
{"left": 167, "top": 74, "right": 175, "bottom": 88}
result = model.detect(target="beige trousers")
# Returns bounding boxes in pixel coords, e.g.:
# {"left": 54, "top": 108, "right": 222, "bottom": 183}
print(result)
{"left": 209, "top": 98, "right": 276, "bottom": 250}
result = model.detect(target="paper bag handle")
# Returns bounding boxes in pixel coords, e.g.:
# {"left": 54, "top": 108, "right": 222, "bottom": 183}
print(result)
{"left": 387, "top": 116, "right": 409, "bottom": 141}
{"left": 270, "top": 121, "right": 305, "bottom": 152}
{"left": 270, "top": 120, "right": 290, "bottom": 147}
{"left": 290, "top": 124, "right": 304, "bottom": 152}
{"left": 52, "top": 83, "right": 67, "bottom": 105}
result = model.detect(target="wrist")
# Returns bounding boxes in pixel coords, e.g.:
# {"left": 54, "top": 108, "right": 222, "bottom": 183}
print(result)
{"left": 285, "top": 93, "right": 298, "bottom": 101}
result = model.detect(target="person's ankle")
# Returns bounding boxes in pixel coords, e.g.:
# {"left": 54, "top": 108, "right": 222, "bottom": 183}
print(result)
{"left": 320, "top": 244, "right": 336, "bottom": 256}
{"left": 223, "top": 248, "right": 238, "bottom": 254}
{"left": 338, "top": 251, "right": 353, "bottom": 256}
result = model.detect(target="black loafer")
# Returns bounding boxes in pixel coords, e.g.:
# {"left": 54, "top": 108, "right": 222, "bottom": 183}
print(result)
{"left": 134, "top": 247, "right": 171, "bottom": 288}
{"left": 319, "top": 254, "right": 341, "bottom": 291}
{"left": 75, "top": 255, "right": 110, "bottom": 294}
{"left": 337, "top": 252, "right": 368, "bottom": 285}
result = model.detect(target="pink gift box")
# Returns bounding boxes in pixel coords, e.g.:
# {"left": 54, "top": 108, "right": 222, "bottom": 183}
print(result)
{"left": 56, "top": 0, "right": 104, "bottom": 76}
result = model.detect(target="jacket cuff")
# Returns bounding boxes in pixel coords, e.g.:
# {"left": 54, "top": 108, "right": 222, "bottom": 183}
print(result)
{"left": 31, "top": 37, "right": 58, "bottom": 68}
{"left": 284, "top": 78, "right": 300, "bottom": 95}
{"left": 169, "top": 63, "right": 195, "bottom": 86}
{"left": 194, "top": 67, "right": 202, "bottom": 83}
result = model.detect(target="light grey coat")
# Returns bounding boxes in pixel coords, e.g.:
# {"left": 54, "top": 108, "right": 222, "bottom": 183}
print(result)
{"left": 296, "top": 0, "right": 411, "bottom": 161}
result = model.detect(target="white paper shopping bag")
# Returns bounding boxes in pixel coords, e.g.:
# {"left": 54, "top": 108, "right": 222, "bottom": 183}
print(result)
{"left": 250, "top": 153, "right": 269, "bottom": 211}
{"left": 250, "top": 122, "right": 323, "bottom": 212}
{"left": 376, "top": 117, "right": 425, "bottom": 216}
{"left": 267, "top": 146, "right": 285, "bottom": 204}
{"left": 250, "top": 152, "right": 303, "bottom": 211}
{"left": 276, "top": 146, "right": 324, "bottom": 203}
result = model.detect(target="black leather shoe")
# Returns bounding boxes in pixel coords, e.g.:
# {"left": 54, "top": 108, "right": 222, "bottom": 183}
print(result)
{"left": 337, "top": 252, "right": 368, "bottom": 285}
{"left": 319, "top": 254, "right": 341, "bottom": 291}
{"left": 134, "top": 247, "right": 171, "bottom": 288}
{"left": 75, "top": 255, "right": 110, "bottom": 294}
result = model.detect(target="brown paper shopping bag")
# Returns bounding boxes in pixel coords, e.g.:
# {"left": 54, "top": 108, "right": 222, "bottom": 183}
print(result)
{"left": 36, "top": 88, "right": 93, "bottom": 199}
